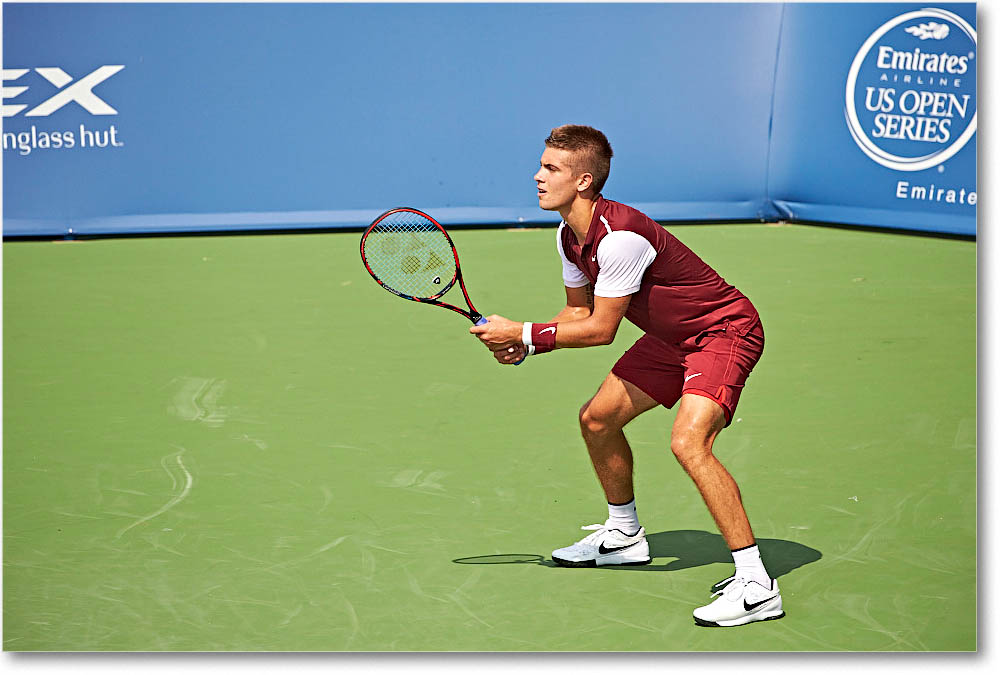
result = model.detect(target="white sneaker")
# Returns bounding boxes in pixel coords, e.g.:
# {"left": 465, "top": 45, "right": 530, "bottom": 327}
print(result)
{"left": 551, "top": 523, "right": 651, "bottom": 567}
{"left": 693, "top": 575, "right": 784, "bottom": 627}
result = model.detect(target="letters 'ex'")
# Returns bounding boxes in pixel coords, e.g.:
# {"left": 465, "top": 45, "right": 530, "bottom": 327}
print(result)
{"left": 2, "top": 66, "right": 125, "bottom": 118}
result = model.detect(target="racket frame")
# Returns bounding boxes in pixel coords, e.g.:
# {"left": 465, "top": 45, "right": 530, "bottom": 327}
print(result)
{"left": 360, "top": 207, "right": 484, "bottom": 324}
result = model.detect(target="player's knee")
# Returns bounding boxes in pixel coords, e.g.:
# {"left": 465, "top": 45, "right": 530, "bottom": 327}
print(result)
{"left": 579, "top": 404, "right": 615, "bottom": 438}
{"left": 670, "top": 432, "right": 712, "bottom": 469}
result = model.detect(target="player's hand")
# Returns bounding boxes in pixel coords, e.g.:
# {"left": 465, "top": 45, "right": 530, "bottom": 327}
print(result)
{"left": 469, "top": 315, "right": 523, "bottom": 351}
{"left": 493, "top": 343, "right": 527, "bottom": 365}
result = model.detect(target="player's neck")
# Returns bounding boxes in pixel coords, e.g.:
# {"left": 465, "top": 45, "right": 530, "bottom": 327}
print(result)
{"left": 561, "top": 196, "right": 599, "bottom": 244}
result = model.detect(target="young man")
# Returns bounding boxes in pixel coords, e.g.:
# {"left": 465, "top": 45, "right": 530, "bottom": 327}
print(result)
{"left": 469, "top": 125, "right": 784, "bottom": 627}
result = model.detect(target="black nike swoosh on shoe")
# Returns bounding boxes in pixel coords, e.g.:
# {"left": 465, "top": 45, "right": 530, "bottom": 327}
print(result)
{"left": 744, "top": 595, "right": 779, "bottom": 611}
{"left": 598, "top": 540, "right": 640, "bottom": 555}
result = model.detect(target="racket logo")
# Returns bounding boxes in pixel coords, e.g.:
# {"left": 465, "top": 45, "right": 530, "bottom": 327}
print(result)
{"left": 432, "top": 276, "right": 441, "bottom": 285}
{"left": 424, "top": 252, "right": 447, "bottom": 270}
{"left": 401, "top": 256, "right": 421, "bottom": 274}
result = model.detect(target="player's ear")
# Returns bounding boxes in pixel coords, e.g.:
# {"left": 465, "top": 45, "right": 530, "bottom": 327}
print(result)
{"left": 576, "top": 172, "right": 594, "bottom": 193}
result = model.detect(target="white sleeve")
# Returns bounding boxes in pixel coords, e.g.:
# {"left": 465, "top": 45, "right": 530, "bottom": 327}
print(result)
{"left": 593, "top": 231, "right": 657, "bottom": 298}
{"left": 556, "top": 223, "right": 590, "bottom": 288}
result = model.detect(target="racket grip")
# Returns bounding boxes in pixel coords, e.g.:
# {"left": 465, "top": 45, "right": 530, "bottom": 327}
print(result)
{"left": 474, "top": 315, "right": 525, "bottom": 366}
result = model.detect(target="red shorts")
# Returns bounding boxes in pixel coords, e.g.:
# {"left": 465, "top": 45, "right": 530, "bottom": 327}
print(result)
{"left": 611, "top": 319, "right": 764, "bottom": 427}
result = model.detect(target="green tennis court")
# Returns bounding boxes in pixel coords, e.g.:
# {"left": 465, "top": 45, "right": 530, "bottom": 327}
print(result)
{"left": 2, "top": 223, "right": 976, "bottom": 651}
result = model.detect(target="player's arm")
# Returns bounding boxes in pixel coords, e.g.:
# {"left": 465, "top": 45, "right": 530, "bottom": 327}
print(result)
{"left": 537, "top": 229, "right": 655, "bottom": 350}
{"left": 471, "top": 241, "right": 595, "bottom": 351}
{"left": 471, "top": 284, "right": 597, "bottom": 352}
{"left": 475, "top": 229, "right": 655, "bottom": 355}
{"left": 478, "top": 284, "right": 595, "bottom": 364}
{"left": 548, "top": 283, "right": 594, "bottom": 323}
{"left": 471, "top": 293, "right": 630, "bottom": 352}
{"left": 539, "top": 294, "right": 630, "bottom": 348}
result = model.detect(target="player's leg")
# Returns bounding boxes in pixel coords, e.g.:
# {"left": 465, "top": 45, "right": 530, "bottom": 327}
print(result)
{"left": 551, "top": 373, "right": 658, "bottom": 568}
{"left": 581, "top": 333, "right": 685, "bottom": 508}
{"left": 669, "top": 393, "right": 753, "bottom": 550}
{"left": 578, "top": 371, "right": 659, "bottom": 506}
{"left": 672, "top": 392, "right": 782, "bottom": 627}
{"left": 674, "top": 323, "right": 783, "bottom": 626}
{"left": 551, "top": 336, "right": 682, "bottom": 569}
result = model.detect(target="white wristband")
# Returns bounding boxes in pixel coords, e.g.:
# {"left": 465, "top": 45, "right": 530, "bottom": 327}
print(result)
{"left": 522, "top": 322, "right": 533, "bottom": 347}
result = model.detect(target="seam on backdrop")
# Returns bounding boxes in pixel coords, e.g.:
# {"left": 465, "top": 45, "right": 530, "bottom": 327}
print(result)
{"left": 762, "top": 2, "right": 787, "bottom": 221}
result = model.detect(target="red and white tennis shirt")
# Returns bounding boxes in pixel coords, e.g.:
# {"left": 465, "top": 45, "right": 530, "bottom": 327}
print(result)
{"left": 558, "top": 196, "right": 759, "bottom": 344}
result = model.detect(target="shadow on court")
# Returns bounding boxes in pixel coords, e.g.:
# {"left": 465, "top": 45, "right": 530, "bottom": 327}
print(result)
{"left": 453, "top": 530, "right": 821, "bottom": 579}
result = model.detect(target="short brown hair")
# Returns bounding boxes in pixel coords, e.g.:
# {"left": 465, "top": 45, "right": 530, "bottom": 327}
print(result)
{"left": 544, "top": 125, "right": 614, "bottom": 194}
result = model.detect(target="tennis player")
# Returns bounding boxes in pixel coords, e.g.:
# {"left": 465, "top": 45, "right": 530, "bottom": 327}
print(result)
{"left": 470, "top": 125, "right": 783, "bottom": 627}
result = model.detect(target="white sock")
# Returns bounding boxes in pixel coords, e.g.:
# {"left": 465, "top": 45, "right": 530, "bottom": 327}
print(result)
{"left": 606, "top": 499, "right": 641, "bottom": 536}
{"left": 732, "top": 544, "right": 771, "bottom": 587}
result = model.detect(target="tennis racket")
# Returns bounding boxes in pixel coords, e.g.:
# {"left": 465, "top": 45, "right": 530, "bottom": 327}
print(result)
{"left": 360, "top": 207, "right": 489, "bottom": 325}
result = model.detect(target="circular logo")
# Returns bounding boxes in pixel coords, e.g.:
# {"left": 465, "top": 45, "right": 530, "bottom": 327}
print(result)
{"left": 845, "top": 8, "right": 976, "bottom": 172}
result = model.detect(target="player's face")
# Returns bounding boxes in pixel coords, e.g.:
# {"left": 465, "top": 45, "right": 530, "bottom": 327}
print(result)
{"left": 534, "top": 147, "right": 587, "bottom": 212}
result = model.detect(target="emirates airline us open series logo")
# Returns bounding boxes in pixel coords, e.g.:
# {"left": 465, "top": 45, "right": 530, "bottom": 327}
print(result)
{"left": 845, "top": 8, "right": 976, "bottom": 173}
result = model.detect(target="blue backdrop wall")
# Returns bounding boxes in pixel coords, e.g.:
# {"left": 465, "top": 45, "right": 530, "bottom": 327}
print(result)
{"left": 1, "top": 3, "right": 976, "bottom": 237}
{"left": 768, "top": 3, "right": 977, "bottom": 235}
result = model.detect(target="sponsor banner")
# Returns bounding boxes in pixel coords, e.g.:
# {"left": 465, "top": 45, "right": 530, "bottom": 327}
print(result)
{"left": 2, "top": 3, "right": 782, "bottom": 237}
{"left": 3, "top": 3, "right": 974, "bottom": 237}
{"left": 769, "top": 3, "right": 976, "bottom": 235}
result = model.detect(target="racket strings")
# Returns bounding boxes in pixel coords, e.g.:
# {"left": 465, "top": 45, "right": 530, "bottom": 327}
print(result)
{"left": 363, "top": 211, "right": 458, "bottom": 300}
